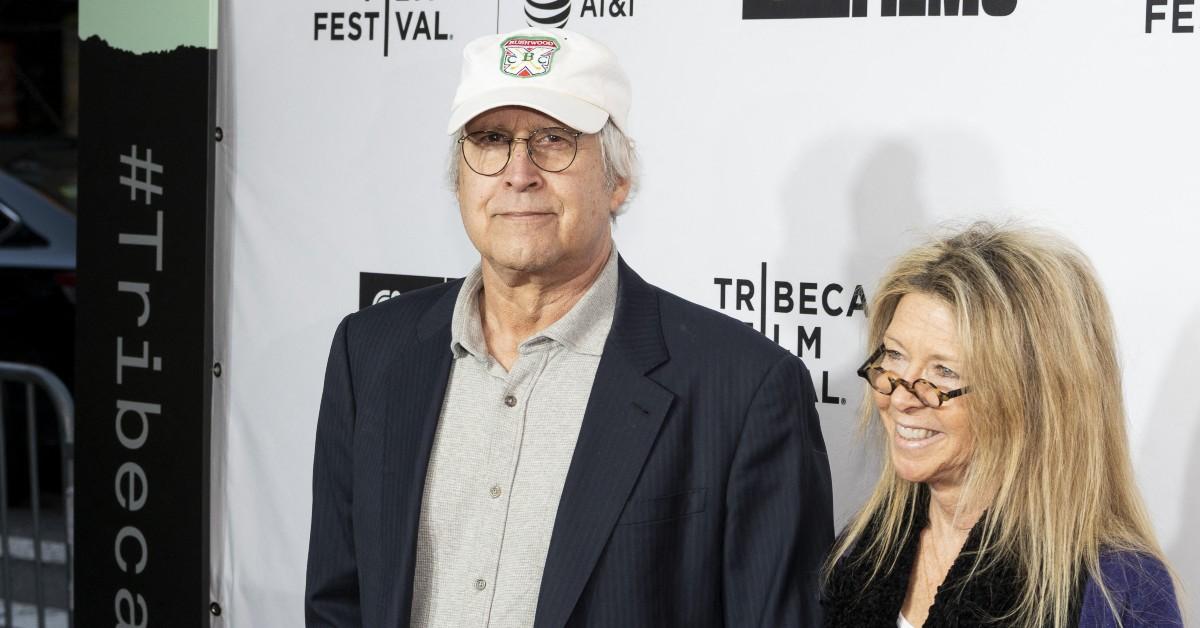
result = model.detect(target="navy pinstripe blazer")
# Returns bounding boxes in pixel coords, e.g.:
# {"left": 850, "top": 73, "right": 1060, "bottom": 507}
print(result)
{"left": 305, "top": 258, "right": 834, "bottom": 628}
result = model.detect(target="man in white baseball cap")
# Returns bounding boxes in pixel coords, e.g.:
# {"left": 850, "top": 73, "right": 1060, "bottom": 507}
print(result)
{"left": 306, "top": 27, "right": 833, "bottom": 628}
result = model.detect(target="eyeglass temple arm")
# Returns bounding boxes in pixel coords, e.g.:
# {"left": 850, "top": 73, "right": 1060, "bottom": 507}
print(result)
{"left": 856, "top": 344, "right": 885, "bottom": 377}
{"left": 939, "top": 386, "right": 971, "bottom": 402}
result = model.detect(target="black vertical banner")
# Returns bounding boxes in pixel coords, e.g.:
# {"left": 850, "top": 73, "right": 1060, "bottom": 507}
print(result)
{"left": 76, "top": 36, "right": 216, "bottom": 627}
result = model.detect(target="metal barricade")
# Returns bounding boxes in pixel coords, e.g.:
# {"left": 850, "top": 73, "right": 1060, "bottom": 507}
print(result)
{"left": 0, "top": 362, "right": 73, "bottom": 628}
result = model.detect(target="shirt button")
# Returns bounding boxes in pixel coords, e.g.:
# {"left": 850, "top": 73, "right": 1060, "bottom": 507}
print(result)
{"left": 489, "top": 485, "right": 502, "bottom": 499}
{"left": 475, "top": 579, "right": 487, "bottom": 591}
{"left": 504, "top": 395, "right": 517, "bottom": 407}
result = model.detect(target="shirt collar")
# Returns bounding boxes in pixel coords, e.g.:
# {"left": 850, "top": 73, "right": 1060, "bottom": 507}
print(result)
{"left": 450, "top": 247, "right": 619, "bottom": 361}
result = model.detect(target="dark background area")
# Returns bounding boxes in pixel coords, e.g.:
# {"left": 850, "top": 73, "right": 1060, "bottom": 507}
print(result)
{"left": 1, "top": 0, "right": 77, "bottom": 205}
{"left": 1, "top": 0, "right": 78, "bottom": 506}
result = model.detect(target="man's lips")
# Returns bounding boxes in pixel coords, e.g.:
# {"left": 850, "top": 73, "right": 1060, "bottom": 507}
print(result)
{"left": 494, "top": 211, "right": 555, "bottom": 219}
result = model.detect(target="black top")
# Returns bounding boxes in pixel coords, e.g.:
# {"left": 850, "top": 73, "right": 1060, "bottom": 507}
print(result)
{"left": 822, "top": 491, "right": 1082, "bottom": 628}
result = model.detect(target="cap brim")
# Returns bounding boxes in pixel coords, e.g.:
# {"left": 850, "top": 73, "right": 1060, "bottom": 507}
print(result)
{"left": 446, "top": 86, "right": 609, "bottom": 134}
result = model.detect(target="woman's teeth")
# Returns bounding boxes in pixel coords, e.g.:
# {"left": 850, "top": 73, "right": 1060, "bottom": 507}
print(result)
{"left": 897, "top": 425, "right": 937, "bottom": 440}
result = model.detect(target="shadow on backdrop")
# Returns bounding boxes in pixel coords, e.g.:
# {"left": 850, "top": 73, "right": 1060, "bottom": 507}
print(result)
{"left": 1140, "top": 309, "right": 1200, "bottom": 616}
{"left": 779, "top": 138, "right": 931, "bottom": 525}
{"left": 779, "top": 130, "right": 1006, "bottom": 526}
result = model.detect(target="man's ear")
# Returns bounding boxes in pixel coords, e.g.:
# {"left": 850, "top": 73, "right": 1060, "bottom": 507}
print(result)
{"left": 608, "top": 177, "right": 631, "bottom": 215}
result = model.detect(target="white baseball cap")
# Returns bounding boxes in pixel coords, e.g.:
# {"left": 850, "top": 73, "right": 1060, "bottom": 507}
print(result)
{"left": 446, "top": 27, "right": 631, "bottom": 135}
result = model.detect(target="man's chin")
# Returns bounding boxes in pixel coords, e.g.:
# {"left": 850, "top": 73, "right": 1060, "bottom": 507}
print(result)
{"left": 484, "top": 251, "right": 556, "bottom": 277}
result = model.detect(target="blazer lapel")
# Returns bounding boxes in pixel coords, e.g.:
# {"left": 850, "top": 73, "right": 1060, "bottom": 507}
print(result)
{"left": 534, "top": 259, "right": 675, "bottom": 628}
{"left": 375, "top": 282, "right": 459, "bottom": 626}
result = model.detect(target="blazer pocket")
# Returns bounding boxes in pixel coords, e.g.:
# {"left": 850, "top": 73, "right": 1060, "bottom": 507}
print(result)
{"left": 616, "top": 489, "right": 706, "bottom": 526}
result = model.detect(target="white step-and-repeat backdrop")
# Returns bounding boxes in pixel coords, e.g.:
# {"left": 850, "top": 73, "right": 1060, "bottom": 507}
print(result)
{"left": 212, "top": 0, "right": 1199, "bottom": 624}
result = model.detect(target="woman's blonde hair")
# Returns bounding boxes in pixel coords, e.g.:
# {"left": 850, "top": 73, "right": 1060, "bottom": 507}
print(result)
{"left": 828, "top": 221, "right": 1170, "bottom": 626}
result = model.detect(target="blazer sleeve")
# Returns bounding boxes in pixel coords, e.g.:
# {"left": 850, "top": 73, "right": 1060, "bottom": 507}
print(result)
{"left": 305, "top": 318, "right": 364, "bottom": 627}
{"left": 1081, "top": 552, "right": 1183, "bottom": 627}
{"left": 722, "top": 353, "right": 834, "bottom": 627}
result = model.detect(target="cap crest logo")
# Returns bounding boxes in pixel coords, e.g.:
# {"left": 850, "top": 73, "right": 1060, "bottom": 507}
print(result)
{"left": 500, "top": 37, "right": 560, "bottom": 78}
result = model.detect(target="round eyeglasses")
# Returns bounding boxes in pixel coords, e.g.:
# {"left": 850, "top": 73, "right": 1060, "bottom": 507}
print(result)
{"left": 856, "top": 344, "right": 971, "bottom": 408}
{"left": 458, "top": 127, "right": 584, "bottom": 176}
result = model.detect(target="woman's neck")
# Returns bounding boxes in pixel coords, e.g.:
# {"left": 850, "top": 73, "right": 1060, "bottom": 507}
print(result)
{"left": 925, "top": 481, "right": 985, "bottom": 543}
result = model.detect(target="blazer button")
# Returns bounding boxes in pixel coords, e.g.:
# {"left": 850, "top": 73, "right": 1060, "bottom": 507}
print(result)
{"left": 475, "top": 579, "right": 487, "bottom": 591}
{"left": 504, "top": 395, "right": 517, "bottom": 407}
{"left": 490, "top": 485, "right": 503, "bottom": 498}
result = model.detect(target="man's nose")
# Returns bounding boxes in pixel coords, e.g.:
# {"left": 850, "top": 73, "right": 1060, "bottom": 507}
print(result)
{"left": 503, "top": 140, "right": 542, "bottom": 191}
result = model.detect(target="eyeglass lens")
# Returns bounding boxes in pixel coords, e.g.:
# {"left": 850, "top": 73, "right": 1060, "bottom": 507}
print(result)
{"left": 865, "top": 367, "right": 945, "bottom": 408}
{"left": 461, "top": 128, "right": 579, "bottom": 176}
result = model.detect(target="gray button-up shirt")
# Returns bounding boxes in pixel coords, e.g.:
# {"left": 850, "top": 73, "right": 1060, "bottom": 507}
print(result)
{"left": 410, "top": 248, "right": 619, "bottom": 628}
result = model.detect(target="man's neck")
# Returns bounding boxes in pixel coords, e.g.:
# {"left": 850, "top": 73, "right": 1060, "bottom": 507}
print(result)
{"left": 478, "top": 242, "right": 613, "bottom": 370}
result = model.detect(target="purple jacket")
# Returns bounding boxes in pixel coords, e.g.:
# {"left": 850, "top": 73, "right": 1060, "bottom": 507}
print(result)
{"left": 1079, "top": 552, "right": 1182, "bottom": 627}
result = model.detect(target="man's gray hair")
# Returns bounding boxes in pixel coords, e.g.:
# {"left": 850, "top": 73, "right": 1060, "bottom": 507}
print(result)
{"left": 448, "top": 120, "right": 639, "bottom": 215}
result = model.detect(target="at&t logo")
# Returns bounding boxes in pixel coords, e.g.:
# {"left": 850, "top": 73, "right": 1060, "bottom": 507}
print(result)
{"left": 525, "top": 0, "right": 636, "bottom": 28}
{"left": 526, "top": 0, "right": 571, "bottom": 27}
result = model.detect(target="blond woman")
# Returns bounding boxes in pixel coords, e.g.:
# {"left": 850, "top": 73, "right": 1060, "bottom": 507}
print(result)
{"left": 822, "top": 223, "right": 1182, "bottom": 627}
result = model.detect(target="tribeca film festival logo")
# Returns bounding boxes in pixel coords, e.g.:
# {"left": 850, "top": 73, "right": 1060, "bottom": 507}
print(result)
{"left": 1146, "top": 0, "right": 1196, "bottom": 32}
{"left": 714, "top": 262, "right": 867, "bottom": 406}
{"left": 313, "top": 0, "right": 453, "bottom": 57}
{"left": 359, "top": 272, "right": 450, "bottom": 310}
{"left": 525, "top": 0, "right": 635, "bottom": 29}
{"left": 743, "top": 0, "right": 1015, "bottom": 20}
